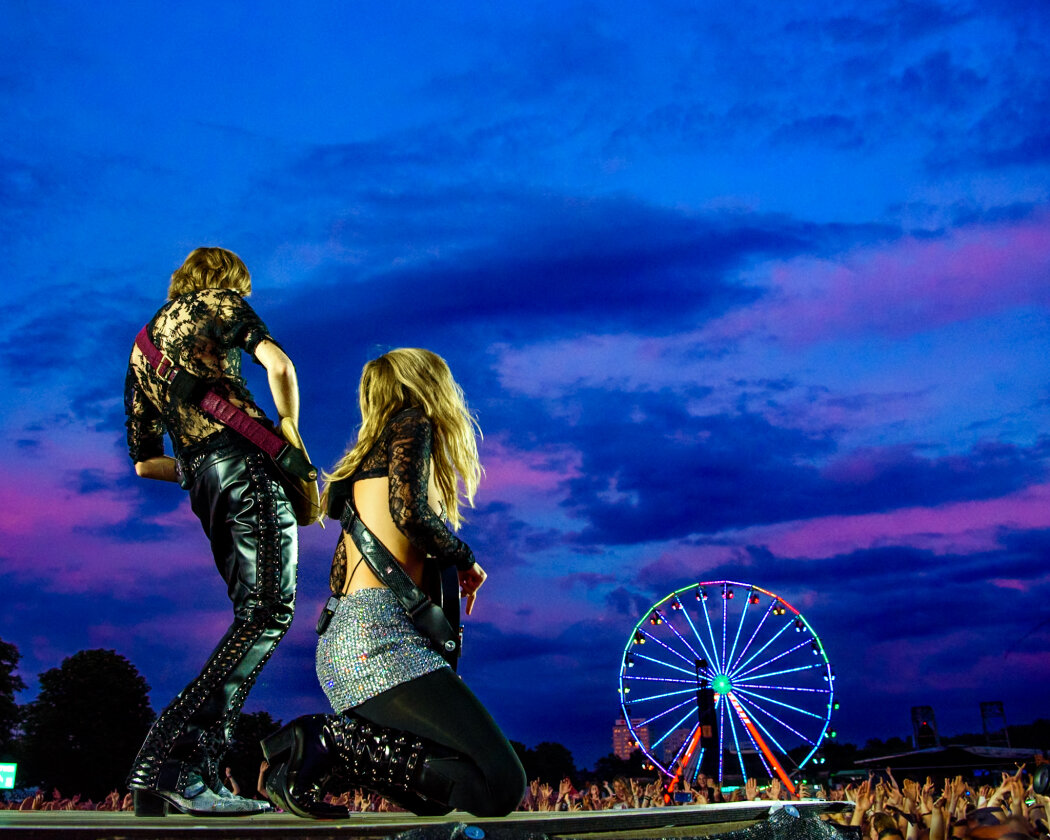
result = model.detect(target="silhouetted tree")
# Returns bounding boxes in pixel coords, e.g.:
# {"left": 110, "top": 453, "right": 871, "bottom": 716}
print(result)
{"left": 590, "top": 748, "right": 646, "bottom": 781}
{"left": 20, "top": 649, "right": 154, "bottom": 798}
{"left": 223, "top": 710, "right": 282, "bottom": 798}
{"left": 0, "top": 638, "right": 25, "bottom": 758}
{"left": 511, "top": 740, "right": 579, "bottom": 784}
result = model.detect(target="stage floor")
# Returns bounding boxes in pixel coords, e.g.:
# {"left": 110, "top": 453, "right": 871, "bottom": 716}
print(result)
{"left": 0, "top": 799, "right": 848, "bottom": 840}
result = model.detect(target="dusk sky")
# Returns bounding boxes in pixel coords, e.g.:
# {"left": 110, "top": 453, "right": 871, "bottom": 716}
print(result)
{"left": 3, "top": 1, "right": 1049, "bottom": 770}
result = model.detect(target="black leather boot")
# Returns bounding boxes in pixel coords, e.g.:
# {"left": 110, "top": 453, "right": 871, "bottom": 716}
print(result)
{"left": 261, "top": 713, "right": 455, "bottom": 818}
{"left": 261, "top": 715, "right": 349, "bottom": 819}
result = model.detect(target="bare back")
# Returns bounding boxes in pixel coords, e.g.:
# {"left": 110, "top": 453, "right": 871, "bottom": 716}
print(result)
{"left": 327, "top": 407, "right": 476, "bottom": 596}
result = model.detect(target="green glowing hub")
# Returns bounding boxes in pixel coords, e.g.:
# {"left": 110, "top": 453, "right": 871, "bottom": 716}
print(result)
{"left": 712, "top": 674, "right": 732, "bottom": 695}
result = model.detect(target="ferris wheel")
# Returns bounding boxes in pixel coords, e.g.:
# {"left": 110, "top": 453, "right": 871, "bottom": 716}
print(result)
{"left": 617, "top": 580, "right": 836, "bottom": 795}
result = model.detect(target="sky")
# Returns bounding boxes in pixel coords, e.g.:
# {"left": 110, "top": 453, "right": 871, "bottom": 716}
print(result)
{"left": 2, "top": 0, "right": 1049, "bottom": 772}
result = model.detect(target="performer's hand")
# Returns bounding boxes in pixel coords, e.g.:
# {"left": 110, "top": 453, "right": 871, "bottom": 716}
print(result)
{"left": 458, "top": 562, "right": 487, "bottom": 616}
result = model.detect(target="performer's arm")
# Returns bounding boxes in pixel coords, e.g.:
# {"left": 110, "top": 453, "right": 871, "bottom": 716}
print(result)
{"left": 387, "top": 409, "right": 476, "bottom": 570}
{"left": 125, "top": 363, "right": 169, "bottom": 480}
{"left": 254, "top": 339, "right": 299, "bottom": 427}
{"left": 134, "top": 456, "right": 178, "bottom": 482}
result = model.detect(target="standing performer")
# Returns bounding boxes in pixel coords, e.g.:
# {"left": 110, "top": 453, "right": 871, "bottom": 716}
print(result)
{"left": 124, "top": 247, "right": 309, "bottom": 816}
{"left": 262, "top": 348, "right": 525, "bottom": 819}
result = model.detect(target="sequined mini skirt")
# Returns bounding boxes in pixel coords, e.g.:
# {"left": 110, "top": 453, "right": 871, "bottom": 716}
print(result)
{"left": 315, "top": 587, "right": 449, "bottom": 713}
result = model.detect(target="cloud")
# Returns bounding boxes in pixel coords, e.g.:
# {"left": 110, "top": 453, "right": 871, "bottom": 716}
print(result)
{"left": 711, "top": 214, "right": 1050, "bottom": 346}
{"left": 544, "top": 380, "right": 1047, "bottom": 546}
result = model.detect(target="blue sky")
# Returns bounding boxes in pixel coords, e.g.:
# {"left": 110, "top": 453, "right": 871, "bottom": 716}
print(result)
{"left": 2, "top": 0, "right": 1049, "bottom": 771}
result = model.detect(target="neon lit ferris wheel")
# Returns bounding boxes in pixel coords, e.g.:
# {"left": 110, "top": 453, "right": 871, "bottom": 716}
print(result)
{"left": 617, "top": 580, "right": 836, "bottom": 795}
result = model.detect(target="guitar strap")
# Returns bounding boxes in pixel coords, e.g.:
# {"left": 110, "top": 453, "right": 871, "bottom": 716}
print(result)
{"left": 134, "top": 325, "right": 318, "bottom": 486}
{"left": 319, "top": 500, "right": 461, "bottom": 668}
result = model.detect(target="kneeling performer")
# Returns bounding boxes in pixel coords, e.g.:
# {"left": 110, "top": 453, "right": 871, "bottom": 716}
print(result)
{"left": 263, "top": 348, "right": 526, "bottom": 818}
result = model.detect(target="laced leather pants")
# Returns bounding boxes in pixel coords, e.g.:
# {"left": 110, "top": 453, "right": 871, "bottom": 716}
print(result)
{"left": 128, "top": 448, "right": 297, "bottom": 794}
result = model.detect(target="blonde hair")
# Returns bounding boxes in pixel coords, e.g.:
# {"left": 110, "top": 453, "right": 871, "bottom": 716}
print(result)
{"left": 321, "top": 348, "right": 482, "bottom": 528}
{"left": 168, "top": 247, "right": 251, "bottom": 299}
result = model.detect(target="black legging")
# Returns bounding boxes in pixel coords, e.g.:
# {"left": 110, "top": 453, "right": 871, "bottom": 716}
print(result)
{"left": 352, "top": 667, "right": 526, "bottom": 817}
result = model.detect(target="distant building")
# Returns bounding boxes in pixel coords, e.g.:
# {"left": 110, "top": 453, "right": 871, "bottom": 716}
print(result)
{"left": 662, "top": 726, "right": 694, "bottom": 765}
{"left": 613, "top": 718, "right": 650, "bottom": 760}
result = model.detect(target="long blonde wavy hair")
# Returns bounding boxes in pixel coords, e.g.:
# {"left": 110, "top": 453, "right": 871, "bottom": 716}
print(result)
{"left": 320, "top": 348, "right": 482, "bottom": 529}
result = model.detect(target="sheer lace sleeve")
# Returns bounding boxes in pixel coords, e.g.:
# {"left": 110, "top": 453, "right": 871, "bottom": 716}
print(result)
{"left": 210, "top": 290, "right": 279, "bottom": 360}
{"left": 387, "top": 409, "right": 476, "bottom": 570}
{"left": 124, "top": 362, "right": 165, "bottom": 462}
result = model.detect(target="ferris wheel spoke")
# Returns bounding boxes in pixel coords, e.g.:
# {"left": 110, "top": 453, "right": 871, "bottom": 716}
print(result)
{"left": 725, "top": 693, "right": 797, "bottom": 796}
{"left": 735, "top": 661, "right": 827, "bottom": 683}
{"left": 701, "top": 594, "right": 724, "bottom": 673}
{"left": 731, "top": 618, "right": 793, "bottom": 677}
{"left": 663, "top": 613, "right": 704, "bottom": 662}
{"left": 717, "top": 693, "right": 727, "bottom": 783}
{"left": 733, "top": 638, "right": 812, "bottom": 680}
{"left": 626, "top": 674, "right": 704, "bottom": 686}
{"left": 638, "top": 627, "right": 697, "bottom": 667}
{"left": 678, "top": 598, "right": 718, "bottom": 670}
{"left": 728, "top": 695, "right": 774, "bottom": 779}
{"left": 726, "top": 592, "right": 751, "bottom": 672}
{"left": 729, "top": 600, "right": 774, "bottom": 674}
{"left": 722, "top": 697, "right": 751, "bottom": 780}
{"left": 636, "top": 695, "right": 699, "bottom": 729}
{"left": 738, "top": 691, "right": 818, "bottom": 750}
{"left": 733, "top": 693, "right": 792, "bottom": 754}
{"left": 741, "top": 683, "right": 832, "bottom": 695}
{"left": 721, "top": 588, "right": 729, "bottom": 673}
{"left": 665, "top": 722, "right": 700, "bottom": 778}
{"left": 651, "top": 706, "right": 700, "bottom": 751}
{"left": 629, "top": 652, "right": 705, "bottom": 678}
{"left": 628, "top": 685, "right": 698, "bottom": 705}
{"left": 733, "top": 685, "right": 827, "bottom": 720}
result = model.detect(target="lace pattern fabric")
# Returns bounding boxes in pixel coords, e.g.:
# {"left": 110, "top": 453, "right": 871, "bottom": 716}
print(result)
{"left": 124, "top": 289, "right": 279, "bottom": 462}
{"left": 328, "top": 408, "right": 475, "bottom": 594}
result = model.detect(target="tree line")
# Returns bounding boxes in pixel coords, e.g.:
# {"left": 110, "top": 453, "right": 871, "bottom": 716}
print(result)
{"left": 3, "top": 637, "right": 1046, "bottom": 800}
{"left": 0, "top": 638, "right": 615, "bottom": 799}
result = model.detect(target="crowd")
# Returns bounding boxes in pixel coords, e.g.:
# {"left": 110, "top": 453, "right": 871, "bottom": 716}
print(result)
{"left": 5, "top": 762, "right": 1049, "bottom": 840}
{"left": 1, "top": 790, "right": 134, "bottom": 811}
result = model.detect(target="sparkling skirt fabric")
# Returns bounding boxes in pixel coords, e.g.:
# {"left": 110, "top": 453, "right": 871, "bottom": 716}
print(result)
{"left": 316, "top": 587, "right": 448, "bottom": 712}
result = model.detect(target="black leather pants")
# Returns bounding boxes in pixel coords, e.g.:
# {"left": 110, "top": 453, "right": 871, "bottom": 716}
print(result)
{"left": 128, "top": 447, "right": 297, "bottom": 794}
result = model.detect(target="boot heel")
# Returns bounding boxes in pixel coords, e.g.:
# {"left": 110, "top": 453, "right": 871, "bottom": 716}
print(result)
{"left": 133, "top": 789, "right": 169, "bottom": 817}
{"left": 261, "top": 722, "right": 299, "bottom": 761}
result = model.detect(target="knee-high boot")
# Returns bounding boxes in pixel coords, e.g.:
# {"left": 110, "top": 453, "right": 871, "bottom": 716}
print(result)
{"left": 261, "top": 713, "right": 455, "bottom": 819}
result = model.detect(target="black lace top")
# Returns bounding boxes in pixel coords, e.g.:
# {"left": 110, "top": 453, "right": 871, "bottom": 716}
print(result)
{"left": 124, "top": 289, "right": 278, "bottom": 463}
{"left": 329, "top": 407, "right": 476, "bottom": 593}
